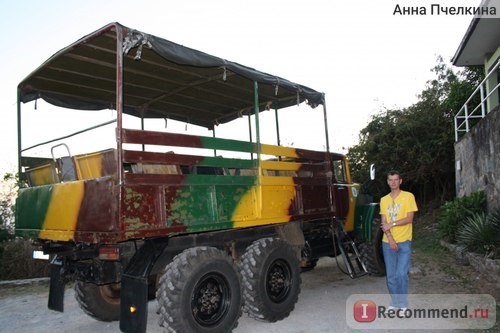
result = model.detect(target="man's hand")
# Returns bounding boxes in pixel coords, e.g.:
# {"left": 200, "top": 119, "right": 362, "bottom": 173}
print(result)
{"left": 388, "top": 237, "right": 398, "bottom": 251}
{"left": 381, "top": 220, "right": 392, "bottom": 232}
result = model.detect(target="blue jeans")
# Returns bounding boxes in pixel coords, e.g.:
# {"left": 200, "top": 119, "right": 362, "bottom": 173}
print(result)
{"left": 382, "top": 240, "right": 411, "bottom": 308}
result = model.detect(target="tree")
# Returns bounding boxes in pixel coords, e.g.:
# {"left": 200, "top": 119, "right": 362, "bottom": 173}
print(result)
{"left": 347, "top": 57, "right": 484, "bottom": 205}
{"left": 0, "top": 173, "right": 17, "bottom": 241}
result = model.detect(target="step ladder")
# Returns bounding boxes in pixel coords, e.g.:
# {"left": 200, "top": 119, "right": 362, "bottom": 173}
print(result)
{"left": 331, "top": 222, "right": 368, "bottom": 279}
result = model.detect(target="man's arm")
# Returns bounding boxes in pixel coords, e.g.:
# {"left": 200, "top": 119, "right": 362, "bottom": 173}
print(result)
{"left": 386, "top": 211, "right": 415, "bottom": 229}
{"left": 381, "top": 214, "right": 398, "bottom": 251}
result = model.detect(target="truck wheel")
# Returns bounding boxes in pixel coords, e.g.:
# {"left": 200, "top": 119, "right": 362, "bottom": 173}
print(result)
{"left": 156, "top": 247, "right": 242, "bottom": 333}
{"left": 74, "top": 281, "right": 120, "bottom": 321}
{"left": 240, "top": 237, "right": 301, "bottom": 322}
{"left": 300, "top": 241, "right": 318, "bottom": 272}
{"left": 359, "top": 217, "right": 386, "bottom": 276}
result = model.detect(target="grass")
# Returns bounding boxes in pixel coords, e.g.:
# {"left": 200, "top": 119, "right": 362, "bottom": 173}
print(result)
{"left": 412, "top": 208, "right": 445, "bottom": 260}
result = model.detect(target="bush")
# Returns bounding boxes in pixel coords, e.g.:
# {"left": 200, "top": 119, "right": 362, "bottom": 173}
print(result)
{"left": 437, "top": 191, "right": 486, "bottom": 243}
{"left": 0, "top": 173, "right": 17, "bottom": 242}
{"left": 0, "top": 239, "right": 50, "bottom": 280}
{"left": 457, "top": 209, "right": 500, "bottom": 258}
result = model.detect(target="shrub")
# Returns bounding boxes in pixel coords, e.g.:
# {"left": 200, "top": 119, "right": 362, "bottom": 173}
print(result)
{"left": 457, "top": 209, "right": 500, "bottom": 258}
{"left": 0, "top": 239, "right": 50, "bottom": 280}
{"left": 0, "top": 173, "right": 17, "bottom": 242}
{"left": 437, "top": 191, "right": 486, "bottom": 243}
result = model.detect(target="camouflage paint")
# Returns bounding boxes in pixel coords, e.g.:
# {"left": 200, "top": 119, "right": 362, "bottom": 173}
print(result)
{"left": 16, "top": 130, "right": 354, "bottom": 243}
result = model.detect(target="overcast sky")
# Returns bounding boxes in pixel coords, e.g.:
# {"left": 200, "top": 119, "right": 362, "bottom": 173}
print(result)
{"left": 0, "top": 0, "right": 477, "bottom": 174}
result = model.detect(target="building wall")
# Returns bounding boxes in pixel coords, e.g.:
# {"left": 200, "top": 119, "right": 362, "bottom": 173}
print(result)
{"left": 455, "top": 108, "right": 499, "bottom": 211}
{"left": 485, "top": 47, "right": 500, "bottom": 113}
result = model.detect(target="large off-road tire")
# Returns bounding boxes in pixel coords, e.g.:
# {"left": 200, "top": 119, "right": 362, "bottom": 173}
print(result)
{"left": 156, "top": 247, "right": 242, "bottom": 333}
{"left": 359, "top": 217, "right": 386, "bottom": 276}
{"left": 74, "top": 281, "right": 121, "bottom": 322}
{"left": 240, "top": 237, "right": 301, "bottom": 322}
{"left": 300, "top": 241, "right": 318, "bottom": 272}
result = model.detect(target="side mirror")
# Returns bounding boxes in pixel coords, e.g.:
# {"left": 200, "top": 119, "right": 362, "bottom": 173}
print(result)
{"left": 370, "top": 164, "right": 376, "bottom": 180}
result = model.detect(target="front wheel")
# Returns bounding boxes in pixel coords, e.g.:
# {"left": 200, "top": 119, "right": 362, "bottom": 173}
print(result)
{"left": 359, "top": 217, "right": 386, "bottom": 276}
{"left": 240, "top": 237, "right": 301, "bottom": 322}
{"left": 156, "top": 247, "right": 242, "bottom": 333}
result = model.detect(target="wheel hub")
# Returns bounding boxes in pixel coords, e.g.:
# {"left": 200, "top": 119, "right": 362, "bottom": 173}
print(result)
{"left": 192, "top": 273, "right": 230, "bottom": 327}
{"left": 198, "top": 281, "right": 221, "bottom": 315}
{"left": 266, "top": 259, "right": 291, "bottom": 303}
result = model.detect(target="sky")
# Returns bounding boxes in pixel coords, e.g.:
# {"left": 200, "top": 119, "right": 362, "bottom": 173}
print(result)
{"left": 0, "top": 0, "right": 477, "bottom": 174}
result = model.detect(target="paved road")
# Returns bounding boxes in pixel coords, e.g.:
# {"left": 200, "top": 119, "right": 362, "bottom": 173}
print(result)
{"left": 0, "top": 258, "right": 387, "bottom": 333}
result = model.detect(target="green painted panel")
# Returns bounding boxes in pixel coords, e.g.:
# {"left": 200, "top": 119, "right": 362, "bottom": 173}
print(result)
{"left": 184, "top": 175, "right": 256, "bottom": 186}
{"left": 167, "top": 173, "right": 255, "bottom": 232}
{"left": 196, "top": 156, "right": 255, "bottom": 169}
{"left": 200, "top": 136, "right": 254, "bottom": 153}
{"left": 15, "top": 185, "right": 53, "bottom": 232}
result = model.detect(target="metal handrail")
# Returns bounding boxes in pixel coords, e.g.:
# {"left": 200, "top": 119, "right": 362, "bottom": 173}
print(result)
{"left": 454, "top": 59, "right": 500, "bottom": 141}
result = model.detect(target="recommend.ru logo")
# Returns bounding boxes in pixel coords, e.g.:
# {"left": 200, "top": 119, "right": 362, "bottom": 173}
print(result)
{"left": 347, "top": 294, "right": 496, "bottom": 330}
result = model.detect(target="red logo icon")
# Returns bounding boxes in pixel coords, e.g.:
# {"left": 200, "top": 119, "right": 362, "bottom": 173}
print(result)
{"left": 353, "top": 300, "right": 377, "bottom": 322}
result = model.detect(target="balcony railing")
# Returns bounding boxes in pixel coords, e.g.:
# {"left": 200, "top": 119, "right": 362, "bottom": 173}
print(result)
{"left": 454, "top": 59, "right": 500, "bottom": 141}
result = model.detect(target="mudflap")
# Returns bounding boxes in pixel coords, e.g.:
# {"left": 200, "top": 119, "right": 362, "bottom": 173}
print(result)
{"left": 119, "top": 275, "right": 148, "bottom": 333}
{"left": 119, "top": 239, "right": 168, "bottom": 333}
{"left": 48, "top": 256, "right": 66, "bottom": 312}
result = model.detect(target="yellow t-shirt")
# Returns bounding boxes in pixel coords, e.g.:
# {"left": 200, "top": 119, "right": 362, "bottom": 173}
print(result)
{"left": 380, "top": 191, "right": 418, "bottom": 243}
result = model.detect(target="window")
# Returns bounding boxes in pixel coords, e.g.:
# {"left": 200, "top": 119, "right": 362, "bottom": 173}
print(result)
{"left": 332, "top": 160, "right": 347, "bottom": 183}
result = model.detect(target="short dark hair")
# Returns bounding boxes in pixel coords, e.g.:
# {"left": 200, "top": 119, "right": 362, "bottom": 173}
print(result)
{"left": 387, "top": 170, "right": 401, "bottom": 178}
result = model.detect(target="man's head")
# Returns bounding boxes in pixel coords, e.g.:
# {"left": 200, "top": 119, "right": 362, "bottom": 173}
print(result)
{"left": 387, "top": 170, "right": 402, "bottom": 191}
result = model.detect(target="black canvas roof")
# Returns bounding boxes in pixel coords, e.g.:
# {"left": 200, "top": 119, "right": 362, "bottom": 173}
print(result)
{"left": 18, "top": 22, "right": 324, "bottom": 129}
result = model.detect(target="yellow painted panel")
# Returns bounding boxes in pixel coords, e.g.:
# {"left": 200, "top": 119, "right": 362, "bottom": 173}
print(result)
{"left": 39, "top": 181, "right": 84, "bottom": 241}
{"left": 38, "top": 230, "right": 77, "bottom": 242}
{"left": 233, "top": 176, "right": 295, "bottom": 228}
{"left": 261, "top": 185, "right": 296, "bottom": 219}
{"left": 261, "top": 144, "right": 299, "bottom": 158}
{"left": 27, "top": 163, "right": 58, "bottom": 186}
{"left": 261, "top": 160, "right": 301, "bottom": 171}
{"left": 261, "top": 176, "right": 297, "bottom": 186}
{"left": 234, "top": 216, "right": 292, "bottom": 228}
{"left": 75, "top": 153, "right": 103, "bottom": 179}
{"left": 232, "top": 187, "right": 257, "bottom": 224}
{"left": 344, "top": 183, "right": 360, "bottom": 232}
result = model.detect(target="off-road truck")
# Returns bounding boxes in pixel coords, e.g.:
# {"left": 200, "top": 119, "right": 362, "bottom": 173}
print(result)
{"left": 15, "top": 22, "right": 384, "bottom": 333}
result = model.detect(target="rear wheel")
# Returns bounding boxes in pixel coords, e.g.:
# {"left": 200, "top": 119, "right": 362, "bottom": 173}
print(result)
{"left": 156, "top": 247, "right": 242, "bottom": 333}
{"left": 240, "top": 237, "right": 301, "bottom": 322}
{"left": 74, "top": 281, "right": 120, "bottom": 322}
{"left": 359, "top": 217, "right": 386, "bottom": 276}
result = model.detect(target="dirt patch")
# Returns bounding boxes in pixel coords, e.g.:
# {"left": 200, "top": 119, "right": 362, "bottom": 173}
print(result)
{"left": 411, "top": 243, "right": 500, "bottom": 298}
{"left": 409, "top": 209, "right": 500, "bottom": 332}
{"left": 410, "top": 209, "right": 500, "bottom": 299}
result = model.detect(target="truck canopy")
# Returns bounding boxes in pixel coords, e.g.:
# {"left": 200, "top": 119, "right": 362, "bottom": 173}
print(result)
{"left": 18, "top": 22, "right": 324, "bottom": 129}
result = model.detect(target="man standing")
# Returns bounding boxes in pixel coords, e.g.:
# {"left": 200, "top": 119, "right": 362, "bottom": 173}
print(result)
{"left": 380, "top": 170, "right": 418, "bottom": 312}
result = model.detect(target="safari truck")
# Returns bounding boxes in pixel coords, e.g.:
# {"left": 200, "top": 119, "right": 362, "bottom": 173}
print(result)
{"left": 15, "top": 23, "right": 384, "bottom": 333}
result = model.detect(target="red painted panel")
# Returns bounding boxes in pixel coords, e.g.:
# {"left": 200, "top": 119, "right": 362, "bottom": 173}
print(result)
{"left": 123, "top": 150, "right": 203, "bottom": 165}
{"left": 122, "top": 128, "right": 203, "bottom": 148}
{"left": 76, "top": 177, "right": 117, "bottom": 233}
{"left": 121, "top": 185, "right": 163, "bottom": 231}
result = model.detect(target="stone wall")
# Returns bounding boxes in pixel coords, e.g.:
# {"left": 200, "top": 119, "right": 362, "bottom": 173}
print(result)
{"left": 454, "top": 108, "right": 499, "bottom": 211}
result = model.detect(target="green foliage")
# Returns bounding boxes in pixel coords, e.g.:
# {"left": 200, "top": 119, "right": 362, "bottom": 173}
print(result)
{"left": 0, "top": 173, "right": 18, "bottom": 242}
{"left": 347, "top": 57, "right": 484, "bottom": 204}
{"left": 437, "top": 191, "right": 486, "bottom": 243}
{"left": 0, "top": 239, "right": 50, "bottom": 280}
{"left": 0, "top": 173, "right": 48, "bottom": 280}
{"left": 456, "top": 208, "right": 500, "bottom": 258}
